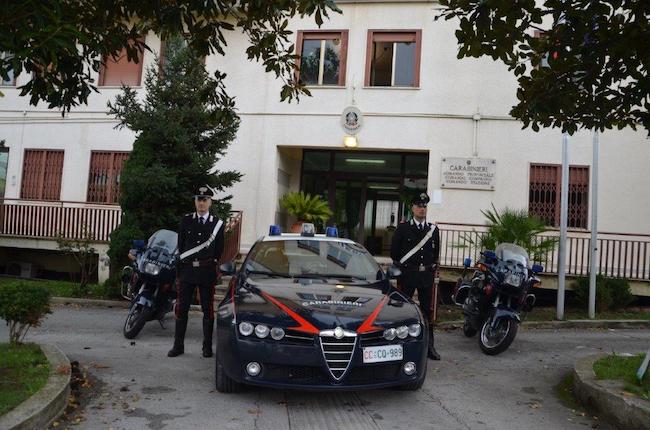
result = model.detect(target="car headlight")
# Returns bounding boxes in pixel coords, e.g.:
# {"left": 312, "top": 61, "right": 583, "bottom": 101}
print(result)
{"left": 383, "top": 328, "right": 396, "bottom": 341}
{"left": 144, "top": 262, "right": 160, "bottom": 275}
{"left": 239, "top": 322, "right": 254, "bottom": 336}
{"left": 270, "top": 327, "right": 285, "bottom": 340}
{"left": 254, "top": 324, "right": 270, "bottom": 338}
{"left": 408, "top": 323, "right": 422, "bottom": 337}
{"left": 396, "top": 325, "right": 409, "bottom": 339}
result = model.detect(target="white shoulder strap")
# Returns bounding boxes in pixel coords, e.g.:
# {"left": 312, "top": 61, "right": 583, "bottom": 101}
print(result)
{"left": 180, "top": 219, "right": 223, "bottom": 261}
{"left": 399, "top": 227, "right": 434, "bottom": 265}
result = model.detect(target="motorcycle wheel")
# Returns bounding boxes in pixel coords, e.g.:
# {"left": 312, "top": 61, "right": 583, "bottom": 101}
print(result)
{"left": 463, "top": 318, "right": 477, "bottom": 338}
{"left": 478, "top": 317, "right": 518, "bottom": 355}
{"left": 123, "top": 302, "right": 153, "bottom": 339}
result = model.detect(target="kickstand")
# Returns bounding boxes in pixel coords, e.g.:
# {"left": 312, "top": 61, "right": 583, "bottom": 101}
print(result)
{"left": 158, "top": 319, "right": 166, "bottom": 329}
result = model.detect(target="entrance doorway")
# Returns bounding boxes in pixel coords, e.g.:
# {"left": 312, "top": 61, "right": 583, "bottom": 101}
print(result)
{"left": 301, "top": 150, "right": 428, "bottom": 256}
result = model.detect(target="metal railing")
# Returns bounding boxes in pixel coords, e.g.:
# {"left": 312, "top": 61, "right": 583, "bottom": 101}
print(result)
{"left": 438, "top": 222, "right": 650, "bottom": 281}
{"left": 0, "top": 198, "right": 122, "bottom": 242}
{"left": 0, "top": 200, "right": 244, "bottom": 262}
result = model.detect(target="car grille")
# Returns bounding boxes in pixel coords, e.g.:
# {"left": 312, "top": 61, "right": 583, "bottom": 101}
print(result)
{"left": 283, "top": 330, "right": 315, "bottom": 345}
{"left": 319, "top": 330, "right": 357, "bottom": 381}
{"left": 360, "top": 331, "right": 385, "bottom": 346}
{"left": 263, "top": 364, "right": 328, "bottom": 384}
{"left": 346, "top": 364, "right": 401, "bottom": 384}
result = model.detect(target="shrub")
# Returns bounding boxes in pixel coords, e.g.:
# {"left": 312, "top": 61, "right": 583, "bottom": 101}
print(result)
{"left": 0, "top": 282, "right": 51, "bottom": 344}
{"left": 280, "top": 191, "right": 333, "bottom": 224}
{"left": 573, "top": 275, "right": 635, "bottom": 311}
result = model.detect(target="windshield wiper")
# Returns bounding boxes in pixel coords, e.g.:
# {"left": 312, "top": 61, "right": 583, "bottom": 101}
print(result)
{"left": 245, "top": 270, "right": 293, "bottom": 278}
{"left": 295, "top": 273, "right": 368, "bottom": 281}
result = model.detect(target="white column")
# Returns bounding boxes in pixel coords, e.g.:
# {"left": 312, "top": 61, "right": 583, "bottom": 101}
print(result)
{"left": 588, "top": 131, "right": 599, "bottom": 319}
{"left": 557, "top": 133, "right": 569, "bottom": 320}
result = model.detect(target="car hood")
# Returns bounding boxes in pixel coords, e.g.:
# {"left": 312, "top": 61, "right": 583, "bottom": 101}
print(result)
{"left": 235, "top": 278, "right": 421, "bottom": 333}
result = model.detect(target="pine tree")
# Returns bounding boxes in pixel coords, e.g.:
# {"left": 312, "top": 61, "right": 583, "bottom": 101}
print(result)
{"left": 107, "top": 37, "right": 241, "bottom": 270}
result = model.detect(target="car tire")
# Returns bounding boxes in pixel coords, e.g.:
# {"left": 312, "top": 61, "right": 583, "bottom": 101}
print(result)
{"left": 215, "top": 347, "right": 242, "bottom": 393}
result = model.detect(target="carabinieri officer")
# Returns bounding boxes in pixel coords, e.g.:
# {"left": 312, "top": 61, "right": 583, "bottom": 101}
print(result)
{"left": 390, "top": 192, "right": 441, "bottom": 360}
{"left": 168, "top": 186, "right": 225, "bottom": 358}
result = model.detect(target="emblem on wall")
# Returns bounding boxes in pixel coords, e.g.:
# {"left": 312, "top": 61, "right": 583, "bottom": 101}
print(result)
{"left": 341, "top": 106, "right": 363, "bottom": 134}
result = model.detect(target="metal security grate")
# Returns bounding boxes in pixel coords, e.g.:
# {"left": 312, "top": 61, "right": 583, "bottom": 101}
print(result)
{"left": 319, "top": 329, "right": 357, "bottom": 381}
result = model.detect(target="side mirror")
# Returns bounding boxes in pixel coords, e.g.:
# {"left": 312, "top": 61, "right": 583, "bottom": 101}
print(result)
{"left": 132, "top": 239, "right": 146, "bottom": 249}
{"left": 220, "top": 261, "right": 236, "bottom": 276}
{"left": 386, "top": 265, "right": 402, "bottom": 279}
{"left": 532, "top": 264, "right": 544, "bottom": 274}
{"left": 463, "top": 257, "right": 472, "bottom": 268}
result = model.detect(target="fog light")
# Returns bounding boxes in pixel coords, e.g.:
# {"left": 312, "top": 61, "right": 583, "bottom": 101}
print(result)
{"left": 403, "top": 361, "right": 416, "bottom": 376}
{"left": 246, "top": 362, "right": 261, "bottom": 377}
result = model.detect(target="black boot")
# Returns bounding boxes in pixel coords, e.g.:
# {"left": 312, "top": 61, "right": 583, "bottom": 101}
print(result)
{"left": 202, "top": 318, "right": 214, "bottom": 358}
{"left": 427, "top": 329, "right": 441, "bottom": 361}
{"left": 167, "top": 318, "right": 187, "bottom": 357}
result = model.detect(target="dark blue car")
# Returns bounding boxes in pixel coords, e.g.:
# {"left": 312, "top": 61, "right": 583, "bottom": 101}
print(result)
{"left": 215, "top": 225, "right": 428, "bottom": 392}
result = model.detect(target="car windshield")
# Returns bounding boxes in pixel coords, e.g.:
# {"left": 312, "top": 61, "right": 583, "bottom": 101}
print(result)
{"left": 147, "top": 229, "right": 178, "bottom": 254}
{"left": 495, "top": 243, "right": 529, "bottom": 267}
{"left": 245, "top": 239, "right": 381, "bottom": 280}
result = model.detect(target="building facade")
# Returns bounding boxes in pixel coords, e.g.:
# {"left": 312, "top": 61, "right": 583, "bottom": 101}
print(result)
{"left": 0, "top": 1, "right": 648, "bottom": 285}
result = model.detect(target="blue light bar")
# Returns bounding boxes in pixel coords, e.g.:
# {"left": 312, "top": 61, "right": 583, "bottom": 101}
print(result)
{"left": 325, "top": 227, "right": 339, "bottom": 237}
{"left": 269, "top": 225, "right": 282, "bottom": 236}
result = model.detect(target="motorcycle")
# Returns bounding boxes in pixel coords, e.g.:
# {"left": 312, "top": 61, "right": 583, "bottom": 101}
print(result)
{"left": 453, "top": 243, "right": 543, "bottom": 355}
{"left": 121, "top": 229, "right": 178, "bottom": 339}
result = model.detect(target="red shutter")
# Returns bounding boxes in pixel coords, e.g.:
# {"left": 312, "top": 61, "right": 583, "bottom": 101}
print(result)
{"left": 568, "top": 166, "right": 589, "bottom": 228}
{"left": 529, "top": 164, "right": 560, "bottom": 226}
{"left": 87, "top": 151, "right": 129, "bottom": 204}
{"left": 21, "top": 149, "right": 64, "bottom": 200}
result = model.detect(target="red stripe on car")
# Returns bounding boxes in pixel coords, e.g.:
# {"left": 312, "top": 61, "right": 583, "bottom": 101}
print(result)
{"left": 260, "top": 291, "right": 320, "bottom": 335}
{"left": 357, "top": 295, "right": 389, "bottom": 334}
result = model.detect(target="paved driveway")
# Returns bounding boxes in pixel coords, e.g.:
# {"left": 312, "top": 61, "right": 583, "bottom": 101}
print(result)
{"left": 4, "top": 304, "right": 648, "bottom": 429}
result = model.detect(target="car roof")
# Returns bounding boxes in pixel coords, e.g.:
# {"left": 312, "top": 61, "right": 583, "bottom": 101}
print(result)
{"left": 260, "top": 234, "right": 356, "bottom": 244}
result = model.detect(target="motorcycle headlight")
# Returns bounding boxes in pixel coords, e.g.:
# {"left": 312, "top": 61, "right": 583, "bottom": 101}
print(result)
{"left": 504, "top": 273, "right": 522, "bottom": 287}
{"left": 254, "top": 324, "right": 270, "bottom": 338}
{"left": 383, "top": 328, "right": 397, "bottom": 341}
{"left": 270, "top": 327, "right": 285, "bottom": 340}
{"left": 144, "top": 262, "right": 160, "bottom": 275}
{"left": 396, "top": 325, "right": 409, "bottom": 339}
{"left": 239, "top": 322, "right": 254, "bottom": 336}
{"left": 408, "top": 323, "right": 422, "bottom": 337}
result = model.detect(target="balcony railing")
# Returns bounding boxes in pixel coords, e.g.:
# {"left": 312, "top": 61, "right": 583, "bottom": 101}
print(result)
{"left": 438, "top": 223, "right": 650, "bottom": 281}
{"left": 0, "top": 199, "right": 122, "bottom": 242}
{"left": 0, "top": 199, "right": 243, "bottom": 261}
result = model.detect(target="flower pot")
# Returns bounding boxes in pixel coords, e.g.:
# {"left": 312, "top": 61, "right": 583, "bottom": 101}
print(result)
{"left": 290, "top": 221, "right": 305, "bottom": 233}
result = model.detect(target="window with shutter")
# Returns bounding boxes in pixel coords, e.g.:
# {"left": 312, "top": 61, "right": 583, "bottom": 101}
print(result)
{"left": 20, "top": 149, "right": 64, "bottom": 200}
{"left": 87, "top": 151, "right": 129, "bottom": 204}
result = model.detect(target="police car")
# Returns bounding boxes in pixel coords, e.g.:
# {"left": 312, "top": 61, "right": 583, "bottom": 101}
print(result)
{"left": 215, "top": 223, "right": 428, "bottom": 392}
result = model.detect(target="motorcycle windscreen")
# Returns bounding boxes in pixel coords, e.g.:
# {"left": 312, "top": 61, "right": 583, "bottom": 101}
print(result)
{"left": 495, "top": 243, "right": 529, "bottom": 268}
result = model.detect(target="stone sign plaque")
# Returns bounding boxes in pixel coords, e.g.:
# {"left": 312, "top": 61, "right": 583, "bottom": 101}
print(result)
{"left": 441, "top": 157, "right": 496, "bottom": 190}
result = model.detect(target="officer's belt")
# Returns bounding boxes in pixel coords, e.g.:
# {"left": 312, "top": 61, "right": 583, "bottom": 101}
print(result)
{"left": 399, "top": 228, "right": 434, "bottom": 265}
{"left": 403, "top": 263, "right": 435, "bottom": 272}
{"left": 180, "top": 258, "right": 217, "bottom": 268}
{"left": 179, "top": 219, "right": 223, "bottom": 262}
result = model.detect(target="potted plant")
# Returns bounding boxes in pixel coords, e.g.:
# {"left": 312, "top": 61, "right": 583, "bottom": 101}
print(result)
{"left": 280, "top": 191, "right": 333, "bottom": 233}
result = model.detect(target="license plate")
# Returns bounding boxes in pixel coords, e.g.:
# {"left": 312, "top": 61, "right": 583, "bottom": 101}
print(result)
{"left": 362, "top": 345, "right": 403, "bottom": 363}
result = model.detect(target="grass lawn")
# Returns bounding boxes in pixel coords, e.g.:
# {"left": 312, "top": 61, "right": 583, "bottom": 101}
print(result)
{"left": 0, "top": 277, "right": 111, "bottom": 300}
{"left": 436, "top": 304, "right": 650, "bottom": 322}
{"left": 594, "top": 353, "right": 650, "bottom": 401}
{"left": 0, "top": 343, "right": 50, "bottom": 416}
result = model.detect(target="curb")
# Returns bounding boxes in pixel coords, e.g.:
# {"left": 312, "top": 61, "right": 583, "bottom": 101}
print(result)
{"left": 0, "top": 344, "right": 71, "bottom": 430}
{"left": 436, "top": 319, "right": 650, "bottom": 330}
{"left": 573, "top": 354, "right": 650, "bottom": 430}
{"left": 51, "top": 296, "right": 219, "bottom": 312}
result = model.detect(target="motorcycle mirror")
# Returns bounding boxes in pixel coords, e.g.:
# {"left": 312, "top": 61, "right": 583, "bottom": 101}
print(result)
{"left": 220, "top": 261, "right": 236, "bottom": 276}
{"left": 132, "top": 239, "right": 146, "bottom": 249}
{"left": 532, "top": 264, "right": 544, "bottom": 274}
{"left": 386, "top": 265, "right": 402, "bottom": 279}
{"left": 463, "top": 257, "right": 472, "bottom": 268}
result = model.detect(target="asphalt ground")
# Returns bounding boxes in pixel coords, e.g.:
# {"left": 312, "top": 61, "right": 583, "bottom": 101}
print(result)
{"left": 3, "top": 304, "right": 649, "bottom": 430}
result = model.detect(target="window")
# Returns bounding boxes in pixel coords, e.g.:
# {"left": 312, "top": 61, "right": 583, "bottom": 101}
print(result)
{"left": 98, "top": 42, "right": 144, "bottom": 87}
{"left": 159, "top": 36, "right": 205, "bottom": 71}
{"left": 20, "top": 150, "right": 64, "bottom": 200}
{"left": 0, "top": 147, "right": 8, "bottom": 198}
{"left": 87, "top": 151, "right": 129, "bottom": 204}
{"left": 529, "top": 164, "right": 589, "bottom": 228}
{"left": 365, "top": 30, "right": 421, "bottom": 87}
{"left": 1, "top": 52, "right": 15, "bottom": 86}
{"left": 296, "top": 31, "right": 348, "bottom": 86}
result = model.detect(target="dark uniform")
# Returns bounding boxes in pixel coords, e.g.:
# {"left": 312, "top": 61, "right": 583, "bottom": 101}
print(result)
{"left": 168, "top": 187, "right": 225, "bottom": 358}
{"left": 390, "top": 193, "right": 441, "bottom": 360}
